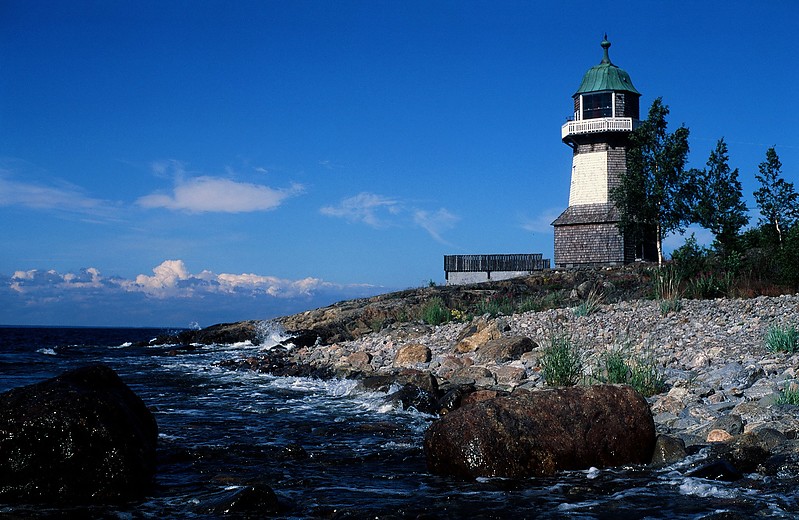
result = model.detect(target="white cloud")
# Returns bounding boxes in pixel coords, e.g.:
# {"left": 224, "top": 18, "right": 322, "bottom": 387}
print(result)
{"left": 320, "top": 192, "right": 401, "bottom": 227}
{"left": 121, "top": 260, "right": 332, "bottom": 299}
{"left": 413, "top": 208, "right": 460, "bottom": 244}
{"left": 137, "top": 176, "right": 304, "bottom": 213}
{"left": 519, "top": 208, "right": 561, "bottom": 235}
{"left": 321, "top": 191, "right": 460, "bottom": 242}
{"left": 0, "top": 171, "right": 115, "bottom": 216}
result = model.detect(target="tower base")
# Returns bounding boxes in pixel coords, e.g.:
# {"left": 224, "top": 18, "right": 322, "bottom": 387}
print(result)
{"left": 552, "top": 203, "right": 634, "bottom": 268}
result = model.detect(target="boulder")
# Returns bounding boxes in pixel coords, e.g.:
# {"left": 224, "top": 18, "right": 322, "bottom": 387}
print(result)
{"left": 0, "top": 365, "right": 158, "bottom": 503}
{"left": 455, "top": 319, "right": 502, "bottom": 353}
{"left": 394, "top": 343, "right": 432, "bottom": 367}
{"left": 424, "top": 385, "right": 655, "bottom": 478}
{"left": 650, "top": 434, "right": 687, "bottom": 465}
{"left": 473, "top": 336, "right": 536, "bottom": 364}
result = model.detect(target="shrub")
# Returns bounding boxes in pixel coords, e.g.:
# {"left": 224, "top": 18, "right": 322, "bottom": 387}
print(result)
{"left": 420, "top": 297, "right": 450, "bottom": 326}
{"left": 540, "top": 334, "right": 584, "bottom": 387}
{"left": 765, "top": 325, "right": 799, "bottom": 353}
{"left": 671, "top": 234, "right": 710, "bottom": 280}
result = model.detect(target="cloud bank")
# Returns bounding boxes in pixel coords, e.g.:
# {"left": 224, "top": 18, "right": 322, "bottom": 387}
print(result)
{"left": 3, "top": 260, "right": 381, "bottom": 327}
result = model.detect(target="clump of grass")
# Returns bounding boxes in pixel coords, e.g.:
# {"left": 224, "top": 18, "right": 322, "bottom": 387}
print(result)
{"left": 516, "top": 291, "right": 563, "bottom": 312}
{"left": 420, "top": 297, "right": 450, "bottom": 326}
{"left": 594, "top": 343, "right": 666, "bottom": 397}
{"left": 659, "top": 298, "right": 683, "bottom": 315}
{"left": 777, "top": 381, "right": 799, "bottom": 405}
{"left": 474, "top": 294, "right": 515, "bottom": 317}
{"left": 629, "top": 354, "right": 667, "bottom": 397}
{"left": 686, "top": 271, "right": 734, "bottom": 299}
{"left": 573, "top": 287, "right": 603, "bottom": 317}
{"left": 540, "top": 334, "right": 584, "bottom": 387}
{"left": 652, "top": 265, "right": 682, "bottom": 315}
{"left": 765, "top": 325, "right": 799, "bottom": 353}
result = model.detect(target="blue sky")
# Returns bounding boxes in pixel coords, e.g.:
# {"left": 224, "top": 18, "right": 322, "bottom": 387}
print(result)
{"left": 1, "top": 1, "right": 797, "bottom": 327}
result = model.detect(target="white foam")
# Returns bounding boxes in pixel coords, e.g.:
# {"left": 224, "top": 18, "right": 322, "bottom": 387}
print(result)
{"left": 36, "top": 348, "right": 57, "bottom": 356}
{"left": 678, "top": 478, "right": 738, "bottom": 499}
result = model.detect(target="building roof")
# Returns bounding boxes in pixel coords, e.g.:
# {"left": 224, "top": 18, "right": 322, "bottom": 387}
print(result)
{"left": 551, "top": 203, "right": 620, "bottom": 226}
{"left": 574, "top": 36, "right": 640, "bottom": 96}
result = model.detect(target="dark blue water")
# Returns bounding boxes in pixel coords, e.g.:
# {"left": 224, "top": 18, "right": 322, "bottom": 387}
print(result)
{"left": 0, "top": 325, "right": 796, "bottom": 519}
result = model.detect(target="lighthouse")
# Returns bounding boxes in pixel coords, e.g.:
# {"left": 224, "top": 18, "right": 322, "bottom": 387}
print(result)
{"left": 552, "top": 36, "right": 647, "bottom": 267}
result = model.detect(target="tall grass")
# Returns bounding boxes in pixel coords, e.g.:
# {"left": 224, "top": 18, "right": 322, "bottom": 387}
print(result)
{"left": 540, "top": 334, "right": 584, "bottom": 387}
{"left": 594, "top": 343, "right": 666, "bottom": 397}
{"left": 765, "top": 325, "right": 799, "bottom": 353}
{"left": 573, "top": 287, "right": 603, "bottom": 317}
{"left": 652, "top": 265, "right": 682, "bottom": 315}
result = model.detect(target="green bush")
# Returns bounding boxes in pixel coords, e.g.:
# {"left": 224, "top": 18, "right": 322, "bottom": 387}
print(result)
{"left": 540, "top": 334, "right": 584, "bottom": 387}
{"left": 420, "top": 297, "right": 450, "bottom": 326}
{"left": 765, "top": 325, "right": 799, "bottom": 353}
{"left": 671, "top": 234, "right": 710, "bottom": 280}
{"left": 474, "top": 294, "right": 515, "bottom": 317}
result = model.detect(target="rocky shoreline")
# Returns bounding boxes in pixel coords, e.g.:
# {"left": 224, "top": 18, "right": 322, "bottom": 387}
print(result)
{"left": 213, "top": 289, "right": 799, "bottom": 481}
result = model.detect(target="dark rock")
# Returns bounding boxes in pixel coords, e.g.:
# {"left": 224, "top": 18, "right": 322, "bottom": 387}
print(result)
{"left": 461, "top": 389, "right": 508, "bottom": 407}
{"left": 437, "top": 385, "right": 474, "bottom": 414}
{"left": 709, "top": 414, "right": 744, "bottom": 436}
{"left": 686, "top": 459, "right": 743, "bottom": 481}
{"left": 395, "top": 369, "right": 439, "bottom": 394}
{"left": 424, "top": 384, "right": 655, "bottom": 478}
{"left": 473, "top": 336, "right": 536, "bottom": 364}
{"left": 387, "top": 384, "right": 439, "bottom": 415}
{"left": 650, "top": 434, "right": 688, "bottom": 465}
{"left": 358, "top": 374, "right": 397, "bottom": 393}
{"left": 148, "top": 320, "right": 261, "bottom": 346}
{"left": 0, "top": 365, "right": 158, "bottom": 503}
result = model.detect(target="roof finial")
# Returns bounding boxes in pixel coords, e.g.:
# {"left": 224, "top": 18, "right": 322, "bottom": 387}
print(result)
{"left": 600, "top": 34, "right": 611, "bottom": 64}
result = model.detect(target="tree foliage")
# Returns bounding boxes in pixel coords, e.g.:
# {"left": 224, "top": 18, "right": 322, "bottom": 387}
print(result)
{"left": 611, "top": 98, "right": 692, "bottom": 264}
{"left": 753, "top": 146, "right": 798, "bottom": 246}
{"left": 692, "top": 138, "right": 749, "bottom": 255}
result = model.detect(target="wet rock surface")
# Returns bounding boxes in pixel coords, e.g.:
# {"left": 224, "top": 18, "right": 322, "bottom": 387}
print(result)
{"left": 424, "top": 385, "right": 655, "bottom": 478}
{"left": 0, "top": 365, "right": 158, "bottom": 503}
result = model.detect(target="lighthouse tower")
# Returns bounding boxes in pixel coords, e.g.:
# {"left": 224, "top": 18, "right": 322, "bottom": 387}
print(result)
{"left": 552, "top": 36, "right": 644, "bottom": 267}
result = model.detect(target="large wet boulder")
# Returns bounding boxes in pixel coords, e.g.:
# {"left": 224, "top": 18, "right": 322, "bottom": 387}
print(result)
{"left": 424, "top": 385, "right": 655, "bottom": 478}
{"left": 0, "top": 364, "right": 158, "bottom": 503}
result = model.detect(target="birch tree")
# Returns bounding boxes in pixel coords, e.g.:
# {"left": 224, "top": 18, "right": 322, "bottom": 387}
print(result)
{"left": 754, "top": 146, "right": 798, "bottom": 246}
{"left": 611, "top": 98, "right": 692, "bottom": 265}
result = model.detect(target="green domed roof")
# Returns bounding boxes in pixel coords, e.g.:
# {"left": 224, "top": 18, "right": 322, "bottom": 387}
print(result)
{"left": 575, "top": 36, "right": 640, "bottom": 96}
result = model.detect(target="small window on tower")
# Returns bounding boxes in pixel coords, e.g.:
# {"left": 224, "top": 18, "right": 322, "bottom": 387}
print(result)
{"left": 582, "top": 93, "right": 612, "bottom": 119}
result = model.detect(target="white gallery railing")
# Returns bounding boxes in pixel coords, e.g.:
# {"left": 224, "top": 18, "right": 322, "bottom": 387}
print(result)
{"left": 561, "top": 117, "right": 640, "bottom": 140}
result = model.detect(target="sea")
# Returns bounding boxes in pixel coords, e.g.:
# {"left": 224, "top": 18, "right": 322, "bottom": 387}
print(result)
{"left": 0, "top": 324, "right": 796, "bottom": 519}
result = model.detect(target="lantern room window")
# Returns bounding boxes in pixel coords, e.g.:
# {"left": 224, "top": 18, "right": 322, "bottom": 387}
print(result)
{"left": 582, "top": 93, "right": 613, "bottom": 119}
